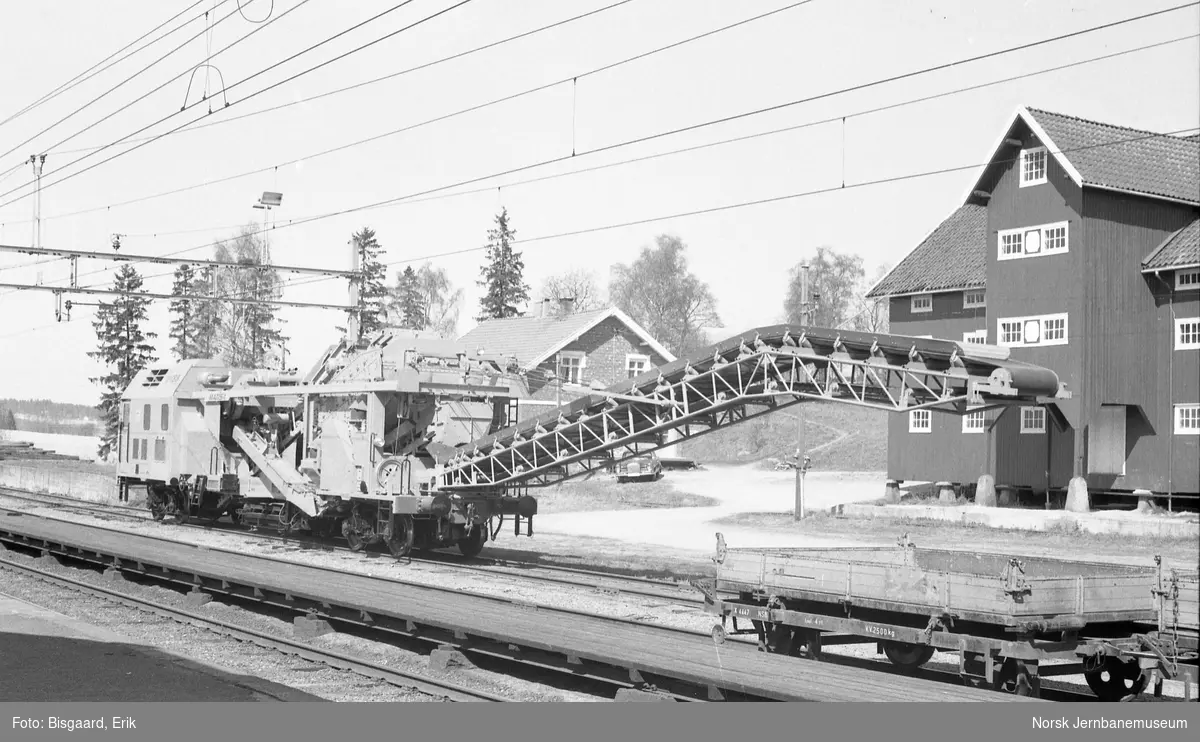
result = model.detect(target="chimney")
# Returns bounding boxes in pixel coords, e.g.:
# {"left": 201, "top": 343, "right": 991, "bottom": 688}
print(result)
{"left": 541, "top": 298, "right": 552, "bottom": 317}
{"left": 558, "top": 297, "right": 576, "bottom": 316}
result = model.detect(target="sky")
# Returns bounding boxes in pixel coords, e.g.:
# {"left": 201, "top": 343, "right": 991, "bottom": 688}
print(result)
{"left": 0, "top": 0, "right": 1196, "bottom": 405}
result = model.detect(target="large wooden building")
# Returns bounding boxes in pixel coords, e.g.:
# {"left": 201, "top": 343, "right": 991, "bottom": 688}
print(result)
{"left": 867, "top": 106, "right": 1199, "bottom": 504}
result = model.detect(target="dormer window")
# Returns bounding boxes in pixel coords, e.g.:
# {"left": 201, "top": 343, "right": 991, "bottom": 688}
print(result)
{"left": 1019, "top": 147, "right": 1047, "bottom": 186}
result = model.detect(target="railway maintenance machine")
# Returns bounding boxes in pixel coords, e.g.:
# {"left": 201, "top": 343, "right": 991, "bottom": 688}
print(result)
{"left": 116, "top": 324, "right": 1070, "bottom": 558}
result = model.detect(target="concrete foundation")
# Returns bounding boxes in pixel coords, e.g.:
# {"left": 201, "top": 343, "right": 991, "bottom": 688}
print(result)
{"left": 1134, "top": 489, "right": 1157, "bottom": 514}
{"left": 996, "top": 486, "right": 1016, "bottom": 508}
{"left": 1066, "top": 477, "right": 1090, "bottom": 513}
{"left": 884, "top": 480, "right": 902, "bottom": 504}
{"left": 429, "top": 646, "right": 473, "bottom": 671}
{"left": 0, "top": 463, "right": 117, "bottom": 503}
{"left": 185, "top": 590, "right": 213, "bottom": 608}
{"left": 615, "top": 688, "right": 676, "bottom": 702}
{"left": 936, "top": 481, "right": 955, "bottom": 504}
{"left": 293, "top": 615, "right": 334, "bottom": 640}
{"left": 101, "top": 568, "right": 125, "bottom": 583}
{"left": 975, "top": 475, "right": 997, "bottom": 507}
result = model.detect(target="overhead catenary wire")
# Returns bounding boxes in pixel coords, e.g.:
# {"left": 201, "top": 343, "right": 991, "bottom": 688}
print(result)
{"left": 5, "top": 31, "right": 1194, "bottom": 294}
{"left": 0, "top": 0, "right": 217, "bottom": 129}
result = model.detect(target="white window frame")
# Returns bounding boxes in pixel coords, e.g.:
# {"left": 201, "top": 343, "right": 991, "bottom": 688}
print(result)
{"left": 997, "top": 313, "right": 1069, "bottom": 348}
{"left": 556, "top": 351, "right": 585, "bottom": 385}
{"left": 910, "top": 294, "right": 932, "bottom": 314}
{"left": 1176, "top": 317, "right": 1200, "bottom": 350}
{"left": 1175, "top": 404, "right": 1200, "bottom": 435}
{"left": 1020, "top": 406, "right": 1046, "bottom": 434}
{"left": 625, "top": 353, "right": 650, "bottom": 379}
{"left": 1176, "top": 268, "right": 1200, "bottom": 290}
{"left": 963, "top": 290, "right": 986, "bottom": 309}
{"left": 997, "top": 221, "right": 1069, "bottom": 261}
{"left": 963, "top": 329, "right": 987, "bottom": 345}
{"left": 1019, "top": 146, "right": 1048, "bottom": 187}
{"left": 909, "top": 409, "right": 931, "bottom": 433}
{"left": 962, "top": 407, "right": 986, "bottom": 434}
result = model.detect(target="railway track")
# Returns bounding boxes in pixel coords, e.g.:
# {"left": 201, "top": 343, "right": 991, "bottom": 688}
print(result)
{"left": 0, "top": 486, "right": 703, "bottom": 608}
{"left": 0, "top": 551, "right": 505, "bottom": 702}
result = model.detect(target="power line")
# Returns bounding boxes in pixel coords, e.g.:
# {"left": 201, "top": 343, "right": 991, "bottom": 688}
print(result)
{"left": 0, "top": 0, "right": 219, "bottom": 130}
{"left": 0, "top": 0, "right": 460, "bottom": 207}
{"left": 0, "top": 0, "right": 248, "bottom": 162}
{"left": 6, "top": 31, "right": 1194, "bottom": 293}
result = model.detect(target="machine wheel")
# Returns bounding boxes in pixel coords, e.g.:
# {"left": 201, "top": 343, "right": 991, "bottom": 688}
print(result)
{"left": 342, "top": 516, "right": 368, "bottom": 552}
{"left": 882, "top": 641, "right": 935, "bottom": 671}
{"left": 792, "top": 628, "right": 823, "bottom": 660}
{"left": 1084, "top": 656, "right": 1148, "bottom": 702}
{"left": 386, "top": 515, "right": 415, "bottom": 559}
{"left": 456, "top": 525, "right": 487, "bottom": 558}
{"left": 762, "top": 623, "right": 794, "bottom": 655}
{"left": 993, "top": 658, "right": 1040, "bottom": 697}
{"left": 711, "top": 624, "right": 728, "bottom": 646}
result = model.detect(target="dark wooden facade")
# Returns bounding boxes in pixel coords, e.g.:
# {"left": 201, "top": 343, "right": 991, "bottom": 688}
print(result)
{"left": 881, "top": 110, "right": 1199, "bottom": 498}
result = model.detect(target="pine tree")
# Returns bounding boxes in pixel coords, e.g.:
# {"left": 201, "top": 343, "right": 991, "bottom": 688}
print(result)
{"left": 193, "top": 265, "right": 222, "bottom": 358}
{"left": 391, "top": 266, "right": 426, "bottom": 329}
{"left": 168, "top": 263, "right": 201, "bottom": 361}
{"left": 350, "top": 227, "right": 389, "bottom": 341}
{"left": 0, "top": 407, "right": 16, "bottom": 430}
{"left": 88, "top": 264, "right": 158, "bottom": 459}
{"left": 476, "top": 207, "right": 529, "bottom": 321}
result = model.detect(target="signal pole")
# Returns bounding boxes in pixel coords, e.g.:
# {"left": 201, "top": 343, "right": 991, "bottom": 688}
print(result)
{"left": 29, "top": 154, "right": 46, "bottom": 250}
{"left": 794, "top": 263, "right": 811, "bottom": 522}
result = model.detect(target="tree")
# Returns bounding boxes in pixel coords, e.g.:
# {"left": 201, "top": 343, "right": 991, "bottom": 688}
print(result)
{"left": 783, "top": 246, "right": 865, "bottom": 328}
{"left": 851, "top": 263, "right": 892, "bottom": 334}
{"left": 538, "top": 268, "right": 603, "bottom": 316}
{"left": 168, "top": 263, "right": 202, "bottom": 361}
{"left": 392, "top": 266, "right": 426, "bottom": 329}
{"left": 416, "top": 263, "right": 462, "bottom": 337}
{"left": 211, "top": 225, "right": 285, "bottom": 368}
{"left": 192, "top": 265, "right": 222, "bottom": 358}
{"left": 350, "top": 227, "right": 389, "bottom": 341}
{"left": 0, "top": 407, "right": 16, "bottom": 430}
{"left": 609, "top": 234, "right": 721, "bottom": 356}
{"left": 88, "top": 264, "right": 158, "bottom": 459}
{"left": 476, "top": 207, "right": 529, "bottom": 321}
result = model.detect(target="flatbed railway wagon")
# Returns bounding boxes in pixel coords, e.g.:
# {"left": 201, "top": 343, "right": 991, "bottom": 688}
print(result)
{"left": 695, "top": 536, "right": 1198, "bottom": 701}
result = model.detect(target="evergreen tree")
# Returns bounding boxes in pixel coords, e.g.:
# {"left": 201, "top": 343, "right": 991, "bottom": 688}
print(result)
{"left": 192, "top": 265, "right": 222, "bottom": 358}
{"left": 475, "top": 207, "right": 529, "bottom": 321}
{"left": 211, "top": 226, "right": 285, "bottom": 368}
{"left": 0, "top": 407, "right": 16, "bottom": 431}
{"left": 168, "top": 263, "right": 201, "bottom": 361}
{"left": 350, "top": 227, "right": 389, "bottom": 341}
{"left": 393, "top": 266, "right": 426, "bottom": 329}
{"left": 88, "top": 265, "right": 158, "bottom": 459}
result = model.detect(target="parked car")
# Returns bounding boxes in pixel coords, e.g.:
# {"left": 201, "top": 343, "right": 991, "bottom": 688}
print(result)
{"left": 615, "top": 453, "right": 663, "bottom": 483}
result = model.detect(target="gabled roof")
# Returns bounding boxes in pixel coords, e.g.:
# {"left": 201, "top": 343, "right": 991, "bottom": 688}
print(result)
{"left": 457, "top": 306, "right": 676, "bottom": 369}
{"left": 865, "top": 204, "right": 987, "bottom": 298}
{"left": 964, "top": 106, "right": 1200, "bottom": 206}
{"left": 1142, "top": 219, "right": 1200, "bottom": 272}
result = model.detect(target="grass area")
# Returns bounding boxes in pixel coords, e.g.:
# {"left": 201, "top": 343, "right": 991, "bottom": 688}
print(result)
{"left": 533, "top": 476, "right": 719, "bottom": 514}
{"left": 679, "top": 403, "right": 886, "bottom": 471}
{"left": 712, "top": 511, "right": 1200, "bottom": 567}
{"left": 0, "top": 460, "right": 115, "bottom": 474}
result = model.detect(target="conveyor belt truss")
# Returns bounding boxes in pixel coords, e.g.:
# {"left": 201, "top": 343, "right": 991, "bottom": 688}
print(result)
{"left": 439, "top": 325, "right": 1069, "bottom": 490}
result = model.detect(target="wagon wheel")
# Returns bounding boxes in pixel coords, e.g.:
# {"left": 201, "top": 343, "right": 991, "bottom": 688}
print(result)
{"left": 456, "top": 524, "right": 487, "bottom": 558}
{"left": 762, "top": 623, "right": 794, "bottom": 655}
{"left": 882, "top": 641, "right": 935, "bottom": 671}
{"left": 792, "top": 628, "right": 823, "bottom": 660}
{"left": 341, "top": 515, "right": 370, "bottom": 552}
{"left": 1084, "top": 656, "right": 1148, "bottom": 702}
{"left": 993, "top": 658, "right": 1040, "bottom": 697}
{"left": 386, "top": 515, "right": 415, "bottom": 559}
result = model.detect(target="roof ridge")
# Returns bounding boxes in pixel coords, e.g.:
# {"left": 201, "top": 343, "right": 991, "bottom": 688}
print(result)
{"left": 1025, "top": 107, "right": 1192, "bottom": 143}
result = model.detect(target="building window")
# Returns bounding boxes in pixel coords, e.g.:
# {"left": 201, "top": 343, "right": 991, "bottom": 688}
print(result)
{"left": 626, "top": 354, "right": 650, "bottom": 379}
{"left": 1019, "top": 147, "right": 1047, "bottom": 187}
{"left": 1020, "top": 407, "right": 1046, "bottom": 434}
{"left": 909, "top": 409, "right": 931, "bottom": 433}
{"left": 910, "top": 294, "right": 932, "bottom": 313}
{"left": 160, "top": 404, "right": 169, "bottom": 431}
{"left": 997, "top": 222, "right": 1069, "bottom": 261}
{"left": 963, "top": 290, "right": 985, "bottom": 308}
{"left": 1176, "top": 318, "right": 1200, "bottom": 350}
{"left": 963, "top": 330, "right": 987, "bottom": 345}
{"left": 997, "top": 313, "right": 1068, "bottom": 348}
{"left": 1176, "top": 404, "right": 1200, "bottom": 435}
{"left": 153, "top": 438, "right": 166, "bottom": 462}
{"left": 1177, "top": 268, "right": 1200, "bottom": 290}
{"left": 557, "top": 352, "right": 585, "bottom": 385}
{"left": 142, "top": 404, "right": 151, "bottom": 431}
{"left": 962, "top": 408, "right": 986, "bottom": 434}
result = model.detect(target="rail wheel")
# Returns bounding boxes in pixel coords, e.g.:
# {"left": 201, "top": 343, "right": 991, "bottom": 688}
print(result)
{"left": 1084, "top": 656, "right": 1148, "bottom": 702}
{"left": 993, "top": 658, "right": 1040, "bottom": 697}
{"left": 386, "top": 515, "right": 415, "bottom": 559}
{"left": 342, "top": 514, "right": 371, "bottom": 552}
{"left": 456, "top": 524, "right": 486, "bottom": 558}
{"left": 761, "top": 623, "right": 794, "bottom": 655}
{"left": 882, "top": 641, "right": 935, "bottom": 671}
{"left": 792, "top": 628, "right": 823, "bottom": 660}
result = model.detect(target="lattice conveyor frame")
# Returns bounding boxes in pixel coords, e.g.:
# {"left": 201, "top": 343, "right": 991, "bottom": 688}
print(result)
{"left": 438, "top": 325, "right": 1070, "bottom": 491}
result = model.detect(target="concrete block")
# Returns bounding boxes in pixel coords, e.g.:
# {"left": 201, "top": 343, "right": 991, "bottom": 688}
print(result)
{"left": 1065, "top": 477, "right": 1090, "bottom": 513}
{"left": 1133, "top": 489, "right": 1157, "bottom": 514}
{"left": 884, "top": 480, "right": 902, "bottom": 504}
{"left": 34, "top": 552, "right": 62, "bottom": 567}
{"left": 615, "top": 689, "right": 676, "bottom": 702}
{"left": 101, "top": 568, "right": 126, "bottom": 583}
{"left": 975, "top": 475, "right": 996, "bottom": 507}
{"left": 997, "top": 486, "right": 1016, "bottom": 508}
{"left": 936, "top": 482, "right": 955, "bottom": 504}
{"left": 293, "top": 615, "right": 334, "bottom": 640}
{"left": 185, "top": 590, "right": 213, "bottom": 608}
{"left": 429, "top": 646, "right": 473, "bottom": 671}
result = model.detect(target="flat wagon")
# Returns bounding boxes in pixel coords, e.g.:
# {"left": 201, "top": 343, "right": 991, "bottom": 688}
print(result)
{"left": 694, "top": 535, "right": 1197, "bottom": 701}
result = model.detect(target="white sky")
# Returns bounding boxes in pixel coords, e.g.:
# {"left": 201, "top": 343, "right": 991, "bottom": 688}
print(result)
{"left": 0, "top": 0, "right": 1196, "bottom": 405}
